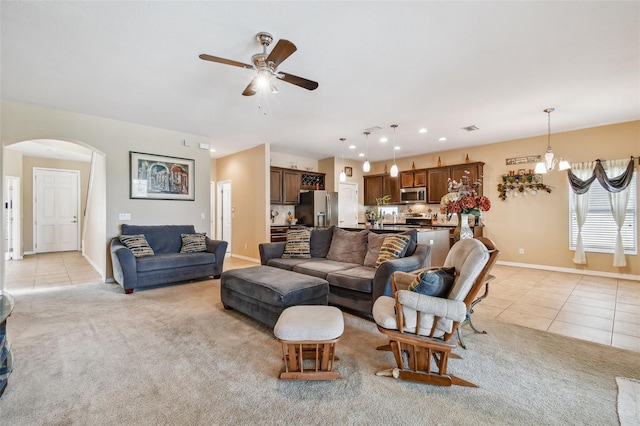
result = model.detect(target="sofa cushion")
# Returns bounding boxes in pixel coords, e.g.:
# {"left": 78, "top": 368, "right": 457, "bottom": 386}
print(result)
{"left": 292, "top": 259, "right": 360, "bottom": 280}
{"left": 119, "top": 234, "right": 155, "bottom": 257}
{"left": 326, "top": 228, "right": 369, "bottom": 265}
{"left": 282, "top": 229, "right": 311, "bottom": 259}
{"left": 267, "top": 257, "right": 323, "bottom": 271}
{"left": 401, "top": 229, "right": 418, "bottom": 257}
{"left": 136, "top": 252, "right": 216, "bottom": 272}
{"left": 310, "top": 226, "right": 334, "bottom": 258}
{"left": 122, "top": 224, "right": 195, "bottom": 254}
{"left": 326, "top": 266, "right": 376, "bottom": 294}
{"left": 363, "top": 232, "right": 387, "bottom": 267}
{"left": 180, "top": 233, "right": 207, "bottom": 253}
{"left": 409, "top": 267, "right": 456, "bottom": 298}
{"left": 375, "top": 234, "right": 412, "bottom": 268}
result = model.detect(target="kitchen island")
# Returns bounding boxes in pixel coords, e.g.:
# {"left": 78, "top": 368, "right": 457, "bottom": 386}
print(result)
{"left": 339, "top": 225, "right": 450, "bottom": 266}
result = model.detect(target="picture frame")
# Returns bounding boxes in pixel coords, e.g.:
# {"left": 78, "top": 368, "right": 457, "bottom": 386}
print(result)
{"left": 130, "top": 151, "right": 195, "bottom": 200}
{"left": 345, "top": 166, "right": 353, "bottom": 177}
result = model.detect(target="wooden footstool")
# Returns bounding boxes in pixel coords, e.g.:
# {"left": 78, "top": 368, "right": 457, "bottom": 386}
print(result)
{"left": 274, "top": 306, "right": 344, "bottom": 380}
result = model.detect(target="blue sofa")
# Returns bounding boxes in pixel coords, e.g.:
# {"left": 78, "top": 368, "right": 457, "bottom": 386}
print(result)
{"left": 110, "top": 224, "right": 228, "bottom": 294}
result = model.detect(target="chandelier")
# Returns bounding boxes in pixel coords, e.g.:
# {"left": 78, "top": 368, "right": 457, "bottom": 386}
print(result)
{"left": 534, "top": 108, "right": 570, "bottom": 174}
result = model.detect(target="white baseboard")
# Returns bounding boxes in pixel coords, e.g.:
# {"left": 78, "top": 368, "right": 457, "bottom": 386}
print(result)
{"left": 230, "top": 253, "right": 260, "bottom": 264}
{"left": 496, "top": 260, "right": 640, "bottom": 281}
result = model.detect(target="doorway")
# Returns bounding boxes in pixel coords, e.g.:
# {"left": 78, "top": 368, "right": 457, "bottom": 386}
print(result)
{"left": 4, "top": 176, "right": 21, "bottom": 260}
{"left": 338, "top": 182, "right": 359, "bottom": 227}
{"left": 216, "top": 180, "right": 232, "bottom": 254}
{"left": 33, "top": 168, "right": 80, "bottom": 253}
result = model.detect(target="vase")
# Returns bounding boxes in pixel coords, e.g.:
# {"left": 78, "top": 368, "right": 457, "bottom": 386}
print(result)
{"left": 454, "top": 213, "right": 474, "bottom": 242}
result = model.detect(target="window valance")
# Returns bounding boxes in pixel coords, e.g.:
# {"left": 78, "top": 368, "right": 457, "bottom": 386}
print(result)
{"left": 567, "top": 157, "right": 636, "bottom": 194}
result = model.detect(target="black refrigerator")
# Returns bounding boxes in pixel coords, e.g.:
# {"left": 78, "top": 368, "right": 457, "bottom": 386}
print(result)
{"left": 295, "top": 190, "right": 339, "bottom": 228}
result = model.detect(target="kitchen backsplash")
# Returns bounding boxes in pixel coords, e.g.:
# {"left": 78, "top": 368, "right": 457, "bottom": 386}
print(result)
{"left": 270, "top": 205, "right": 294, "bottom": 225}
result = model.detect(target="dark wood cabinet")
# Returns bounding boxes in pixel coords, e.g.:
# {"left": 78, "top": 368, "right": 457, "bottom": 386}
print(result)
{"left": 282, "top": 171, "right": 301, "bottom": 204}
{"left": 401, "top": 170, "right": 427, "bottom": 188}
{"left": 427, "top": 168, "right": 451, "bottom": 203}
{"left": 270, "top": 167, "right": 325, "bottom": 205}
{"left": 363, "top": 174, "right": 399, "bottom": 205}
{"left": 270, "top": 169, "right": 283, "bottom": 204}
{"left": 427, "top": 162, "right": 484, "bottom": 204}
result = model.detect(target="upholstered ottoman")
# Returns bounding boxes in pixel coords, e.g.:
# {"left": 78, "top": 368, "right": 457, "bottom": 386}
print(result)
{"left": 220, "top": 266, "right": 329, "bottom": 328}
{"left": 274, "top": 306, "right": 344, "bottom": 380}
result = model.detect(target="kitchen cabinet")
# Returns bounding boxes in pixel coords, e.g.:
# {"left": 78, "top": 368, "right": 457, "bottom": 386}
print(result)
{"left": 270, "top": 167, "right": 326, "bottom": 205}
{"left": 427, "top": 162, "right": 484, "bottom": 204}
{"left": 400, "top": 170, "right": 427, "bottom": 188}
{"left": 270, "top": 225, "right": 304, "bottom": 242}
{"left": 363, "top": 174, "right": 399, "bottom": 205}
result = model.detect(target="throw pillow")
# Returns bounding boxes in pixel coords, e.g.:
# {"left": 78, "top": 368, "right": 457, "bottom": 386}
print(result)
{"left": 282, "top": 228, "right": 311, "bottom": 259}
{"left": 375, "top": 234, "right": 412, "bottom": 268}
{"left": 409, "top": 267, "right": 456, "bottom": 298}
{"left": 180, "top": 233, "right": 207, "bottom": 253}
{"left": 325, "top": 228, "right": 369, "bottom": 264}
{"left": 363, "top": 232, "right": 388, "bottom": 267}
{"left": 310, "top": 226, "right": 334, "bottom": 258}
{"left": 119, "top": 234, "right": 155, "bottom": 257}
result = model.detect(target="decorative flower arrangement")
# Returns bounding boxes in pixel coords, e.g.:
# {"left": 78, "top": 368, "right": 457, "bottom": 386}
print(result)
{"left": 440, "top": 171, "right": 491, "bottom": 219}
{"left": 365, "top": 195, "right": 391, "bottom": 223}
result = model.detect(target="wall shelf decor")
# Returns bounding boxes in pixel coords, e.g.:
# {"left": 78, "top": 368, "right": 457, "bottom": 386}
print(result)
{"left": 497, "top": 173, "right": 552, "bottom": 200}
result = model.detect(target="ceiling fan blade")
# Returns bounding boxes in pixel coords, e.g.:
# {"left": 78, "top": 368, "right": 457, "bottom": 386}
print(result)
{"left": 199, "top": 54, "right": 254, "bottom": 70}
{"left": 277, "top": 72, "right": 319, "bottom": 91}
{"left": 242, "top": 77, "right": 258, "bottom": 96}
{"left": 266, "top": 39, "right": 297, "bottom": 67}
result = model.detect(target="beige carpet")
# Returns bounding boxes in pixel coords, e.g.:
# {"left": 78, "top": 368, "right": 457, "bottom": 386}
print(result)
{"left": 1, "top": 279, "right": 639, "bottom": 425}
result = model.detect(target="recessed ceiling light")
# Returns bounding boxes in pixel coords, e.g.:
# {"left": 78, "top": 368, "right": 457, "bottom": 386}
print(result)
{"left": 394, "top": 146, "right": 401, "bottom": 150}
{"left": 418, "top": 128, "right": 428, "bottom": 134}
{"left": 438, "top": 137, "right": 447, "bottom": 142}
{"left": 210, "top": 148, "right": 216, "bottom": 152}
{"left": 348, "top": 144, "right": 356, "bottom": 150}
{"left": 380, "top": 137, "right": 388, "bottom": 143}
{"left": 358, "top": 152, "right": 365, "bottom": 157}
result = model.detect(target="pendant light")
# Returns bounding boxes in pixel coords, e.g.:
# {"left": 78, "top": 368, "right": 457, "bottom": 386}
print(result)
{"left": 362, "top": 131, "right": 371, "bottom": 172}
{"left": 389, "top": 124, "right": 399, "bottom": 177}
{"left": 339, "top": 138, "right": 347, "bottom": 182}
{"left": 534, "top": 108, "right": 571, "bottom": 174}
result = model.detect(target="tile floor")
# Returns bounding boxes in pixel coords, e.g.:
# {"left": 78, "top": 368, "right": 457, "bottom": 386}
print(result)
{"left": 3, "top": 253, "right": 639, "bottom": 352}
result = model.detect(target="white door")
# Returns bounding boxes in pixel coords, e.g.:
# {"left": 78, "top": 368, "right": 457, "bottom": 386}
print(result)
{"left": 210, "top": 181, "right": 215, "bottom": 239}
{"left": 216, "top": 181, "right": 232, "bottom": 253}
{"left": 338, "top": 182, "right": 359, "bottom": 227}
{"left": 4, "top": 176, "right": 21, "bottom": 260}
{"left": 34, "top": 168, "right": 80, "bottom": 253}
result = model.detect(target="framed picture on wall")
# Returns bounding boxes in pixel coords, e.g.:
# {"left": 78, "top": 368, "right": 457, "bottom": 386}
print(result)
{"left": 130, "top": 151, "right": 195, "bottom": 200}
{"left": 345, "top": 166, "right": 353, "bottom": 177}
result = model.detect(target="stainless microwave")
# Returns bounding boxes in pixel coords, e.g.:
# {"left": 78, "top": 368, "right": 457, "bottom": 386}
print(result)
{"left": 400, "top": 187, "right": 427, "bottom": 204}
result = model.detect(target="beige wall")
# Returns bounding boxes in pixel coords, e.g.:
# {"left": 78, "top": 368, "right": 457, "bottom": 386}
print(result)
{"left": 216, "top": 144, "right": 268, "bottom": 261}
{"left": 366, "top": 120, "right": 640, "bottom": 276}
{"left": 20, "top": 156, "right": 91, "bottom": 253}
{"left": 83, "top": 153, "right": 107, "bottom": 278}
{"left": 2, "top": 100, "right": 213, "bottom": 279}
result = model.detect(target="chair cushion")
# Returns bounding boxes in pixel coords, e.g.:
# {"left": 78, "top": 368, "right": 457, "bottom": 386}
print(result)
{"left": 409, "top": 267, "right": 456, "bottom": 298}
{"left": 363, "top": 232, "right": 387, "bottom": 267}
{"left": 274, "top": 306, "right": 344, "bottom": 341}
{"left": 375, "top": 234, "right": 411, "bottom": 268}
{"left": 282, "top": 228, "right": 311, "bottom": 259}
{"left": 326, "top": 228, "right": 369, "bottom": 265}
{"left": 444, "top": 239, "right": 491, "bottom": 301}
{"left": 179, "top": 233, "right": 207, "bottom": 253}
{"left": 119, "top": 234, "right": 155, "bottom": 257}
{"left": 310, "top": 226, "right": 334, "bottom": 258}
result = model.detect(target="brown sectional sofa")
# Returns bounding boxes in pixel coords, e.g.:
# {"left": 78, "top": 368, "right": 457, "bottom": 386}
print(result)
{"left": 258, "top": 227, "right": 431, "bottom": 317}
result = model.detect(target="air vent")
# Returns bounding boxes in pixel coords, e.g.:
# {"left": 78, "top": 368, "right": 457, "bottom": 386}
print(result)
{"left": 461, "top": 125, "right": 479, "bottom": 132}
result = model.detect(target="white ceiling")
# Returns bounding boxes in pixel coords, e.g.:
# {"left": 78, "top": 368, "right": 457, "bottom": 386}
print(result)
{"left": 2, "top": 1, "right": 639, "bottom": 163}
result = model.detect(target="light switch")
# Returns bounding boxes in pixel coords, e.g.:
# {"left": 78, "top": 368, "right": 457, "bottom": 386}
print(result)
{"left": 119, "top": 213, "right": 131, "bottom": 221}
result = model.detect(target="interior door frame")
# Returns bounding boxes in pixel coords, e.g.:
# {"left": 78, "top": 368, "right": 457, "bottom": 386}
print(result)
{"left": 4, "top": 176, "right": 21, "bottom": 260}
{"left": 33, "top": 167, "right": 81, "bottom": 253}
{"left": 338, "top": 181, "right": 359, "bottom": 227}
{"left": 216, "top": 180, "right": 232, "bottom": 254}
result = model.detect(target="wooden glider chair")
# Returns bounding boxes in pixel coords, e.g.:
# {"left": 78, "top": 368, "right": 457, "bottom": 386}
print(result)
{"left": 372, "top": 237, "right": 499, "bottom": 387}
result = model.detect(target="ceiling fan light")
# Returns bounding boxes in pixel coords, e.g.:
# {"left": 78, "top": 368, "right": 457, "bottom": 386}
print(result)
{"left": 390, "top": 164, "right": 398, "bottom": 177}
{"left": 363, "top": 160, "right": 371, "bottom": 172}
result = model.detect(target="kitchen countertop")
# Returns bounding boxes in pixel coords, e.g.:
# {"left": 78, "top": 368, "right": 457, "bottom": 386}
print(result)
{"left": 341, "top": 225, "right": 450, "bottom": 232}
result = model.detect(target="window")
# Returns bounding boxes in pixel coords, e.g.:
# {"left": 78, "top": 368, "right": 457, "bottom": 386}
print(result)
{"left": 569, "top": 174, "right": 637, "bottom": 254}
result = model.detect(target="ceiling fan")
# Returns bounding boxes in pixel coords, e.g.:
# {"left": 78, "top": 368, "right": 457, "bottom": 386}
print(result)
{"left": 199, "top": 32, "right": 319, "bottom": 96}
